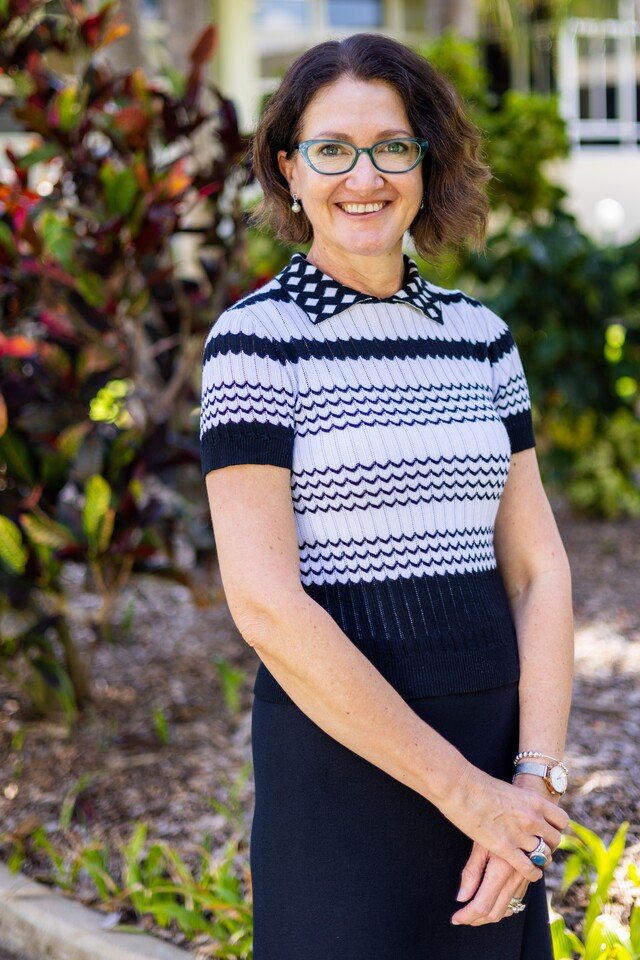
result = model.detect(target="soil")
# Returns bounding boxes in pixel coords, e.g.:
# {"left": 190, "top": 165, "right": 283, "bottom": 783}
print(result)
{"left": 0, "top": 504, "right": 639, "bottom": 952}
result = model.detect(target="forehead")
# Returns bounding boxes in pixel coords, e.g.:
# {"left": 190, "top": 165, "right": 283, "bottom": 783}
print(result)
{"left": 299, "top": 77, "right": 412, "bottom": 138}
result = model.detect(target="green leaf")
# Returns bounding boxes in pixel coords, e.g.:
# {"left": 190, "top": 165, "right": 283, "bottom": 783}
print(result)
{"left": 76, "top": 272, "right": 106, "bottom": 307}
{"left": 0, "top": 220, "right": 17, "bottom": 259}
{"left": 584, "top": 822, "right": 629, "bottom": 937}
{"left": 97, "top": 507, "right": 115, "bottom": 553}
{"left": 15, "top": 143, "right": 61, "bottom": 168}
{"left": 77, "top": 847, "right": 118, "bottom": 901}
{"left": 629, "top": 906, "right": 640, "bottom": 953}
{"left": 214, "top": 658, "right": 245, "bottom": 714}
{"left": 0, "top": 517, "right": 28, "bottom": 574}
{"left": 143, "top": 900, "right": 212, "bottom": 935}
{"left": 562, "top": 852, "right": 586, "bottom": 893}
{"left": 20, "top": 513, "right": 78, "bottom": 550}
{"left": 570, "top": 822, "right": 607, "bottom": 869}
{"left": 550, "top": 913, "right": 584, "bottom": 959}
{"left": 56, "top": 86, "right": 84, "bottom": 133}
{"left": 585, "top": 915, "right": 632, "bottom": 960}
{"left": 57, "top": 422, "right": 92, "bottom": 461}
{"left": 99, "top": 165, "right": 139, "bottom": 217}
{"left": 0, "top": 429, "right": 34, "bottom": 485}
{"left": 38, "top": 210, "right": 76, "bottom": 272}
{"left": 59, "top": 773, "right": 96, "bottom": 830}
{"left": 82, "top": 475, "right": 112, "bottom": 553}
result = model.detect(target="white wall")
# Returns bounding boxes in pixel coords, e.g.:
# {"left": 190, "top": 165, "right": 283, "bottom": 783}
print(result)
{"left": 548, "top": 150, "right": 640, "bottom": 244}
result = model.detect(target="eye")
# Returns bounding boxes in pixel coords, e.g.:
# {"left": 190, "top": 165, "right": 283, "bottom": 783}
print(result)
{"left": 378, "top": 140, "right": 412, "bottom": 155}
{"left": 317, "top": 142, "right": 349, "bottom": 157}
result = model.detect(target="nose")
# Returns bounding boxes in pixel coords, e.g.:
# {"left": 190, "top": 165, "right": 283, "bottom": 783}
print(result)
{"left": 345, "top": 151, "right": 384, "bottom": 189}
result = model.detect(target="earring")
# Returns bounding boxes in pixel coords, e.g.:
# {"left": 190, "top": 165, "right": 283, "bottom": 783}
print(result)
{"left": 420, "top": 200, "right": 425, "bottom": 210}
{"left": 291, "top": 193, "right": 301, "bottom": 214}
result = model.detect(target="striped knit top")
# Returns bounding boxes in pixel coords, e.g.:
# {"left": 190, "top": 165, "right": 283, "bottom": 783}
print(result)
{"left": 201, "top": 253, "right": 535, "bottom": 701}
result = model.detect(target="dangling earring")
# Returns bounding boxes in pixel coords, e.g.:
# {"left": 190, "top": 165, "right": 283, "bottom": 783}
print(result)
{"left": 291, "top": 193, "right": 301, "bottom": 214}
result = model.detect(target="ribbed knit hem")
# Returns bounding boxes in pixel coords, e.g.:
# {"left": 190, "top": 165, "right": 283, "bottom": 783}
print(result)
{"left": 503, "top": 411, "right": 536, "bottom": 453}
{"left": 200, "top": 422, "right": 293, "bottom": 476}
{"left": 253, "top": 640, "right": 520, "bottom": 704}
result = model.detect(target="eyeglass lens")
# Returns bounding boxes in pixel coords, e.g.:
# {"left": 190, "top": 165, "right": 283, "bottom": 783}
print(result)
{"left": 304, "top": 139, "right": 424, "bottom": 173}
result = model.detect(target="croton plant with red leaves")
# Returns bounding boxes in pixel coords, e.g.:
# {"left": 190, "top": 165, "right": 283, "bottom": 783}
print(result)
{"left": 0, "top": 0, "right": 249, "bottom": 714}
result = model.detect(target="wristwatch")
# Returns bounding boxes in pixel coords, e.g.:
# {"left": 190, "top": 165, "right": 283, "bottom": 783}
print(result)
{"left": 513, "top": 760, "right": 569, "bottom": 796}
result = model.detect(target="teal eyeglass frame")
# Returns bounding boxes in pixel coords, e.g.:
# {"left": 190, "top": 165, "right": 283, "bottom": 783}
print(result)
{"left": 291, "top": 138, "right": 430, "bottom": 175}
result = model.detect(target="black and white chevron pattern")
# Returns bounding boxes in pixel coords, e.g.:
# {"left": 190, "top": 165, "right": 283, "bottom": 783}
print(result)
{"left": 200, "top": 255, "right": 536, "bottom": 699}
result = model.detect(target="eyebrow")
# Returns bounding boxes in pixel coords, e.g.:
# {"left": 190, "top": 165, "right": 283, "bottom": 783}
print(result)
{"left": 308, "top": 129, "right": 414, "bottom": 140}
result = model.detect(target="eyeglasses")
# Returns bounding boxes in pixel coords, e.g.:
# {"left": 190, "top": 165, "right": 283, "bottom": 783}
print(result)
{"left": 291, "top": 138, "right": 430, "bottom": 175}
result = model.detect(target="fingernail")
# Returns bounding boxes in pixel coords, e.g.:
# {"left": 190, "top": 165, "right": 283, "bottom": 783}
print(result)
{"left": 456, "top": 886, "right": 468, "bottom": 902}
{"left": 451, "top": 919, "right": 461, "bottom": 926}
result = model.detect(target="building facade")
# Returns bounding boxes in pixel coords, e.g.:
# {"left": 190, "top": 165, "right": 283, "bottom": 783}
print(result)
{"left": 210, "top": 0, "right": 640, "bottom": 242}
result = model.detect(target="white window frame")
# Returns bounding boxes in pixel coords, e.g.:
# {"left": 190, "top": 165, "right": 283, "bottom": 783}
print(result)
{"left": 558, "top": 13, "right": 640, "bottom": 148}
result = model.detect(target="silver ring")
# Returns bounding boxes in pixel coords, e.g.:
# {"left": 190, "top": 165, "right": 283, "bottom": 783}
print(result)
{"left": 508, "top": 897, "right": 526, "bottom": 914}
{"left": 528, "top": 836, "right": 551, "bottom": 868}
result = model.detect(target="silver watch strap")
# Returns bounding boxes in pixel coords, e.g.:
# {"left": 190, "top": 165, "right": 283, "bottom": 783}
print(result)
{"left": 513, "top": 761, "right": 549, "bottom": 780}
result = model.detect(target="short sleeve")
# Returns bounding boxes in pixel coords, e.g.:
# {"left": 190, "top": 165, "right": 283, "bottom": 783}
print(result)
{"left": 488, "top": 325, "right": 536, "bottom": 454}
{"left": 200, "top": 308, "right": 297, "bottom": 476}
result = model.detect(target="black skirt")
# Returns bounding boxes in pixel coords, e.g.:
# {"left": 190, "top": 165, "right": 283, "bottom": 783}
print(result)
{"left": 250, "top": 678, "right": 553, "bottom": 960}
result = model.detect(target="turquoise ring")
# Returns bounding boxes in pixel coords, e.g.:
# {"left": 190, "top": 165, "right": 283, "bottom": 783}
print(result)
{"left": 529, "top": 837, "right": 551, "bottom": 867}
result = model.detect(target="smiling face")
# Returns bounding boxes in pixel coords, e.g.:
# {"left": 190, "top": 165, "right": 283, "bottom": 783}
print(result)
{"left": 277, "top": 76, "right": 424, "bottom": 287}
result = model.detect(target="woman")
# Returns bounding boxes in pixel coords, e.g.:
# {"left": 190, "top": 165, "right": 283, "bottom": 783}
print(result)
{"left": 200, "top": 34, "right": 573, "bottom": 960}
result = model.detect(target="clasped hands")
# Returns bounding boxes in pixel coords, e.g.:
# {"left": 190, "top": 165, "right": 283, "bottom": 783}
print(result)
{"left": 444, "top": 770, "right": 569, "bottom": 927}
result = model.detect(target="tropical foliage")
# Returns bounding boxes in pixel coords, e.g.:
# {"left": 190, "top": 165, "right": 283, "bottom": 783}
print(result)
{"left": 551, "top": 821, "right": 640, "bottom": 960}
{"left": 0, "top": 0, "right": 248, "bottom": 713}
{"left": 417, "top": 35, "right": 640, "bottom": 517}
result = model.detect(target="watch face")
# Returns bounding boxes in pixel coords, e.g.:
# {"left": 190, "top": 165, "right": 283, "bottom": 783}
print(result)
{"left": 550, "top": 765, "right": 568, "bottom": 794}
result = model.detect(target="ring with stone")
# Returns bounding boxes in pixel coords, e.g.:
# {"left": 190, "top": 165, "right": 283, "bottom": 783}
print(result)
{"left": 528, "top": 836, "right": 551, "bottom": 868}
{"left": 508, "top": 896, "right": 527, "bottom": 914}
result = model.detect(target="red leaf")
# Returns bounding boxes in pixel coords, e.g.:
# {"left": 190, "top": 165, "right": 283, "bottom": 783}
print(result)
{"left": 114, "top": 104, "right": 151, "bottom": 149}
{"left": 38, "top": 309, "right": 77, "bottom": 340}
{"left": 0, "top": 333, "right": 38, "bottom": 359}
{"left": 101, "top": 21, "right": 130, "bottom": 48}
{"left": 198, "top": 181, "right": 222, "bottom": 198}
{"left": 189, "top": 25, "right": 217, "bottom": 70}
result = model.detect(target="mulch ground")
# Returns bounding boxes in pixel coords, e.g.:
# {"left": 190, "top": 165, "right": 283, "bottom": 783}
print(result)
{"left": 1, "top": 504, "right": 638, "bottom": 950}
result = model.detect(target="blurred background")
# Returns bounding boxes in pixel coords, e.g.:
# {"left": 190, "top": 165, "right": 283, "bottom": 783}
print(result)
{"left": 0, "top": 3, "right": 639, "bottom": 958}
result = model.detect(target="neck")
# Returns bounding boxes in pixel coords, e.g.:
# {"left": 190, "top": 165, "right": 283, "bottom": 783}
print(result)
{"left": 306, "top": 244, "right": 406, "bottom": 298}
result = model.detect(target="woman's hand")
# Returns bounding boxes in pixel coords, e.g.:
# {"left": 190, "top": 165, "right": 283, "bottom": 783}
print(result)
{"left": 441, "top": 766, "right": 568, "bottom": 885}
{"left": 451, "top": 844, "right": 529, "bottom": 925}
{"left": 450, "top": 773, "right": 566, "bottom": 925}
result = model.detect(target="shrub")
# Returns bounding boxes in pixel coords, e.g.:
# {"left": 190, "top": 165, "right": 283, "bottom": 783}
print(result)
{"left": 0, "top": 0, "right": 248, "bottom": 713}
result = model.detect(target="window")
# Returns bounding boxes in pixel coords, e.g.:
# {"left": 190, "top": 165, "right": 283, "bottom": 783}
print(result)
{"left": 560, "top": 16, "right": 640, "bottom": 146}
{"left": 327, "top": 0, "right": 383, "bottom": 28}
{"left": 256, "top": 0, "right": 311, "bottom": 29}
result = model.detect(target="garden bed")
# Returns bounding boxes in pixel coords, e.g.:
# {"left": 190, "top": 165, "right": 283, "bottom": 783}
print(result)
{"left": 1, "top": 505, "right": 639, "bottom": 952}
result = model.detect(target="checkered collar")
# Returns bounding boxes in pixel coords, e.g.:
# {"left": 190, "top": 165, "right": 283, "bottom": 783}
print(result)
{"left": 275, "top": 253, "right": 444, "bottom": 325}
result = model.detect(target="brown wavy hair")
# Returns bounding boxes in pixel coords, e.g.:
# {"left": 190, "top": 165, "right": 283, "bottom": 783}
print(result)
{"left": 251, "top": 33, "right": 490, "bottom": 259}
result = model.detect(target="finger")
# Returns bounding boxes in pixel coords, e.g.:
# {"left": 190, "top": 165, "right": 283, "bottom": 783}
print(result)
{"left": 514, "top": 879, "right": 529, "bottom": 899}
{"left": 502, "top": 881, "right": 530, "bottom": 920}
{"left": 456, "top": 844, "right": 489, "bottom": 903}
{"left": 543, "top": 802, "right": 570, "bottom": 832}
{"left": 506, "top": 848, "right": 544, "bottom": 883}
{"left": 452, "top": 858, "right": 524, "bottom": 926}
{"left": 539, "top": 825, "right": 563, "bottom": 852}
{"left": 526, "top": 837, "right": 553, "bottom": 869}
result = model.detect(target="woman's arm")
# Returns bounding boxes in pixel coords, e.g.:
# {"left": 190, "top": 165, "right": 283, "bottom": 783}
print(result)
{"left": 495, "top": 448, "right": 574, "bottom": 763}
{"left": 452, "top": 447, "right": 573, "bottom": 925}
{"left": 206, "top": 461, "right": 568, "bottom": 888}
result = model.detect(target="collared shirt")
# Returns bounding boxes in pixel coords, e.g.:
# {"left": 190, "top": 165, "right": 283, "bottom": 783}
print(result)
{"left": 201, "top": 254, "right": 535, "bottom": 701}
{"left": 273, "top": 253, "right": 445, "bottom": 325}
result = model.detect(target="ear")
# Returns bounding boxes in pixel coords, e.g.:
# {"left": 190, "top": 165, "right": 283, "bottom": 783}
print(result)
{"left": 278, "top": 150, "right": 297, "bottom": 192}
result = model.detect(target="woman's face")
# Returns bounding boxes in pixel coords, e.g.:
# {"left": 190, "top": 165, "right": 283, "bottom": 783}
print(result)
{"left": 278, "top": 77, "right": 424, "bottom": 270}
